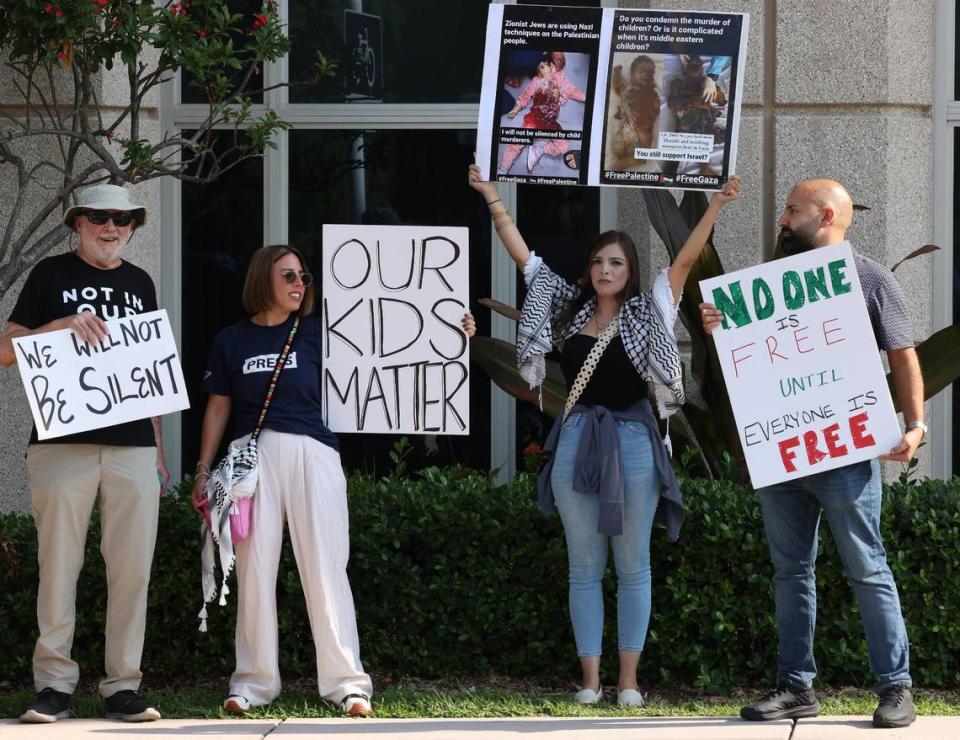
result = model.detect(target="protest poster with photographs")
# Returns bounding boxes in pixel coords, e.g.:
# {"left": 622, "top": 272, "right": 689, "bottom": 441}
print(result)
{"left": 699, "top": 243, "right": 901, "bottom": 489}
{"left": 476, "top": 3, "right": 603, "bottom": 186}
{"left": 476, "top": 4, "right": 749, "bottom": 192}
{"left": 321, "top": 225, "right": 470, "bottom": 436}
{"left": 11, "top": 309, "right": 189, "bottom": 440}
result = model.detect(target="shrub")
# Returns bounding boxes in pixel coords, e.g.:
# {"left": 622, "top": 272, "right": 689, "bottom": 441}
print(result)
{"left": 1, "top": 465, "right": 957, "bottom": 690}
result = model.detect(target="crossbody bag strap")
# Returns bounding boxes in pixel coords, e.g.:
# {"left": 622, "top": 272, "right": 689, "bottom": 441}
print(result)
{"left": 562, "top": 318, "right": 620, "bottom": 421}
{"left": 250, "top": 315, "right": 300, "bottom": 442}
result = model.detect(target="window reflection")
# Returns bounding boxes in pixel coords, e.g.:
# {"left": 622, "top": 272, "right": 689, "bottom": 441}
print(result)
{"left": 514, "top": 184, "right": 600, "bottom": 469}
{"left": 289, "top": 129, "right": 491, "bottom": 472}
{"left": 953, "top": 128, "right": 960, "bottom": 474}
{"left": 289, "top": 0, "right": 488, "bottom": 103}
{"left": 180, "top": 132, "right": 264, "bottom": 475}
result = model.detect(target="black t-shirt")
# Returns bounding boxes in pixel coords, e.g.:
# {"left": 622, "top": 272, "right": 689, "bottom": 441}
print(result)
{"left": 202, "top": 314, "right": 339, "bottom": 452}
{"left": 560, "top": 333, "right": 647, "bottom": 410}
{"left": 8, "top": 251, "right": 159, "bottom": 447}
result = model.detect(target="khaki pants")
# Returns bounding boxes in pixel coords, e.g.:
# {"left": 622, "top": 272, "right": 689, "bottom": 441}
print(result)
{"left": 230, "top": 430, "right": 372, "bottom": 706}
{"left": 27, "top": 444, "right": 159, "bottom": 697}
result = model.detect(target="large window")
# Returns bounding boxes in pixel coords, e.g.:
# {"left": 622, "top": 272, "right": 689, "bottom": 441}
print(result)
{"left": 170, "top": 1, "right": 499, "bottom": 478}
{"left": 167, "top": 0, "right": 612, "bottom": 479}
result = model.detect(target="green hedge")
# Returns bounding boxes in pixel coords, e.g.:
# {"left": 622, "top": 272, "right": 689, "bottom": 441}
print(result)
{"left": 1, "top": 464, "right": 958, "bottom": 690}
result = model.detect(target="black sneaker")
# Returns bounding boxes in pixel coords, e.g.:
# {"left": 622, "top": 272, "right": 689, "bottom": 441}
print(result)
{"left": 19, "top": 688, "right": 71, "bottom": 723}
{"left": 740, "top": 683, "right": 820, "bottom": 721}
{"left": 104, "top": 690, "right": 161, "bottom": 722}
{"left": 873, "top": 684, "right": 916, "bottom": 728}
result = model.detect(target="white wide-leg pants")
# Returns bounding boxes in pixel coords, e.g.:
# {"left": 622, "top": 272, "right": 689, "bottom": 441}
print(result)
{"left": 229, "top": 430, "right": 372, "bottom": 706}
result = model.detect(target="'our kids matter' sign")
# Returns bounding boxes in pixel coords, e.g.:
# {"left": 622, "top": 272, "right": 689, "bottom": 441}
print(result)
{"left": 321, "top": 225, "right": 470, "bottom": 435}
{"left": 699, "top": 243, "right": 901, "bottom": 488}
{"left": 12, "top": 309, "right": 189, "bottom": 440}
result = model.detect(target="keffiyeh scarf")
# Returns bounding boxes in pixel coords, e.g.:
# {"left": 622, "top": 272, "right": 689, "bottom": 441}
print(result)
{"left": 517, "top": 258, "right": 684, "bottom": 418}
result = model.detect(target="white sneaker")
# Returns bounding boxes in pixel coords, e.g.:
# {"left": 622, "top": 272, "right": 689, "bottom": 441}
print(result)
{"left": 223, "top": 695, "right": 251, "bottom": 715}
{"left": 341, "top": 693, "right": 373, "bottom": 717}
{"left": 617, "top": 688, "right": 644, "bottom": 706}
{"left": 574, "top": 685, "right": 603, "bottom": 704}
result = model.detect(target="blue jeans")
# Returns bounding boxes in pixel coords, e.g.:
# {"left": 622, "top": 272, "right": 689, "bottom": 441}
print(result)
{"left": 551, "top": 413, "right": 661, "bottom": 656}
{"left": 758, "top": 460, "right": 911, "bottom": 693}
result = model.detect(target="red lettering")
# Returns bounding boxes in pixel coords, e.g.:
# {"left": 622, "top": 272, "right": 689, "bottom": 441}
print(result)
{"left": 822, "top": 317, "right": 845, "bottom": 346}
{"left": 822, "top": 422, "right": 849, "bottom": 458}
{"left": 794, "top": 325, "right": 813, "bottom": 354}
{"left": 731, "top": 342, "right": 755, "bottom": 379}
{"left": 849, "top": 412, "right": 875, "bottom": 449}
{"left": 765, "top": 335, "right": 788, "bottom": 363}
{"left": 778, "top": 436, "right": 801, "bottom": 473}
{"left": 803, "top": 430, "right": 827, "bottom": 465}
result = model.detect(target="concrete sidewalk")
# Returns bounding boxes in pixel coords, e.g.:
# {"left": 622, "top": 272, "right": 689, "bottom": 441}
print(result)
{"left": 1, "top": 716, "right": 957, "bottom": 739}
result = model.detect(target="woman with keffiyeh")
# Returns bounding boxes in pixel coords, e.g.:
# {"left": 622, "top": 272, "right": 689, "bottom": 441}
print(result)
{"left": 469, "top": 163, "right": 740, "bottom": 706}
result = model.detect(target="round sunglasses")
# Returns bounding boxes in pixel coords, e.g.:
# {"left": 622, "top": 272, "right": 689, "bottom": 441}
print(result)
{"left": 81, "top": 210, "right": 136, "bottom": 227}
{"left": 279, "top": 268, "right": 313, "bottom": 287}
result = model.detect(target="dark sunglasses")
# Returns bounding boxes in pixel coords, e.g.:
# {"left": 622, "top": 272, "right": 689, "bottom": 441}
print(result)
{"left": 82, "top": 210, "right": 136, "bottom": 227}
{"left": 279, "top": 268, "right": 313, "bottom": 287}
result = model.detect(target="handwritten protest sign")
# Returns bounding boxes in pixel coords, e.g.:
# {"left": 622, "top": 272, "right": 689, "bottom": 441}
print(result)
{"left": 12, "top": 309, "right": 189, "bottom": 440}
{"left": 476, "top": 4, "right": 749, "bottom": 191}
{"left": 699, "top": 243, "right": 901, "bottom": 488}
{"left": 322, "top": 225, "right": 470, "bottom": 435}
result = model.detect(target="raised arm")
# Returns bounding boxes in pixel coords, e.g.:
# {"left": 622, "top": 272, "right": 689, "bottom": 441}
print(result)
{"left": 468, "top": 163, "right": 531, "bottom": 270}
{"left": 668, "top": 176, "right": 742, "bottom": 302}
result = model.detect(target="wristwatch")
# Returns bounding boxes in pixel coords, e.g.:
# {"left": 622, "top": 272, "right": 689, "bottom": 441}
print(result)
{"left": 905, "top": 420, "right": 928, "bottom": 436}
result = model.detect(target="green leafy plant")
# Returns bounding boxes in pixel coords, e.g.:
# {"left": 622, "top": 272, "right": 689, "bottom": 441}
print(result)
{"left": 2, "top": 469, "right": 958, "bottom": 690}
{"left": 0, "top": 0, "right": 335, "bottom": 300}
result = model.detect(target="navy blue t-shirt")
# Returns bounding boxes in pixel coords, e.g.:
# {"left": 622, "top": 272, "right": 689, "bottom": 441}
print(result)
{"left": 201, "top": 314, "right": 339, "bottom": 452}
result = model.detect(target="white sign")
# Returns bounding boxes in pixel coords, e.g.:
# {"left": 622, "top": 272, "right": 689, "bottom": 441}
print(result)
{"left": 322, "top": 225, "right": 470, "bottom": 435}
{"left": 699, "top": 243, "right": 901, "bottom": 488}
{"left": 476, "top": 4, "right": 749, "bottom": 191}
{"left": 12, "top": 309, "right": 189, "bottom": 440}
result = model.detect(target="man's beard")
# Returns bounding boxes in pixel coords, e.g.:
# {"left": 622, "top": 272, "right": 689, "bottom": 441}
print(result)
{"left": 778, "top": 227, "right": 818, "bottom": 256}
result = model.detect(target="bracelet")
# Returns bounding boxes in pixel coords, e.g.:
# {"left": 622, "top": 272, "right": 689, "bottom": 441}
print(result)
{"left": 486, "top": 198, "right": 502, "bottom": 207}
{"left": 905, "top": 420, "right": 928, "bottom": 436}
{"left": 195, "top": 472, "right": 210, "bottom": 480}
{"left": 194, "top": 460, "right": 211, "bottom": 474}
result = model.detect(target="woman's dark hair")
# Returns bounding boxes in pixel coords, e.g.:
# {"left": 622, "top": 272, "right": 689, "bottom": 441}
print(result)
{"left": 242, "top": 244, "right": 315, "bottom": 318}
{"left": 556, "top": 230, "right": 642, "bottom": 338}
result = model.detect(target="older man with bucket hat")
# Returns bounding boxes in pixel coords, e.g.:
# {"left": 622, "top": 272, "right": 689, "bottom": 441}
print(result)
{"left": 0, "top": 183, "right": 167, "bottom": 723}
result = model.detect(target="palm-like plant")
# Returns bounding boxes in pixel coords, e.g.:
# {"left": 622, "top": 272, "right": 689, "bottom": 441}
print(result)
{"left": 471, "top": 192, "right": 960, "bottom": 479}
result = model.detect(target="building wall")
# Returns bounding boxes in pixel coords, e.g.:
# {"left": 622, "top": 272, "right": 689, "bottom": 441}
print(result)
{"left": 620, "top": 0, "right": 937, "bottom": 481}
{"left": 0, "top": 1, "right": 942, "bottom": 510}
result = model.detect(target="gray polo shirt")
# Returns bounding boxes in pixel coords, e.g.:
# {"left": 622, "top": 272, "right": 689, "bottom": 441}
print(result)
{"left": 852, "top": 252, "right": 914, "bottom": 351}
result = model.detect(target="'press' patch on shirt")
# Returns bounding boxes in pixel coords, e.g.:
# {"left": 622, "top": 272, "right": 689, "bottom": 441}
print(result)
{"left": 242, "top": 352, "right": 298, "bottom": 374}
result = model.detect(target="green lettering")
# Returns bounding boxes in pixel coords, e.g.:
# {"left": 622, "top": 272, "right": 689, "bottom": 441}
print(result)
{"left": 782, "top": 271, "right": 805, "bottom": 310}
{"left": 712, "top": 282, "right": 751, "bottom": 329}
{"left": 752, "top": 278, "right": 775, "bottom": 320}
{"left": 803, "top": 266, "right": 830, "bottom": 302}
{"left": 828, "top": 259, "right": 852, "bottom": 294}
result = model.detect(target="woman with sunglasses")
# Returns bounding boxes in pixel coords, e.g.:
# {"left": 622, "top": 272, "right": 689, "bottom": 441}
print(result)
{"left": 191, "top": 244, "right": 476, "bottom": 717}
{"left": 469, "top": 163, "right": 741, "bottom": 706}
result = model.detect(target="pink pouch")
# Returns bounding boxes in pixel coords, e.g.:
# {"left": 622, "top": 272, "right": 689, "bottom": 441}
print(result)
{"left": 229, "top": 498, "right": 253, "bottom": 542}
{"left": 201, "top": 497, "right": 253, "bottom": 542}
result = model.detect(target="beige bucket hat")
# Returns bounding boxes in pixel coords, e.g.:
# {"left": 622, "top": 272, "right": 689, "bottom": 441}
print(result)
{"left": 62, "top": 184, "right": 147, "bottom": 228}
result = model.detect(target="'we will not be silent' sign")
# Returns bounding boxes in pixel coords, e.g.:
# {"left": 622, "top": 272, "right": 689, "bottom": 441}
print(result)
{"left": 322, "top": 225, "right": 470, "bottom": 435}
{"left": 12, "top": 309, "right": 189, "bottom": 440}
{"left": 699, "top": 243, "right": 900, "bottom": 488}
